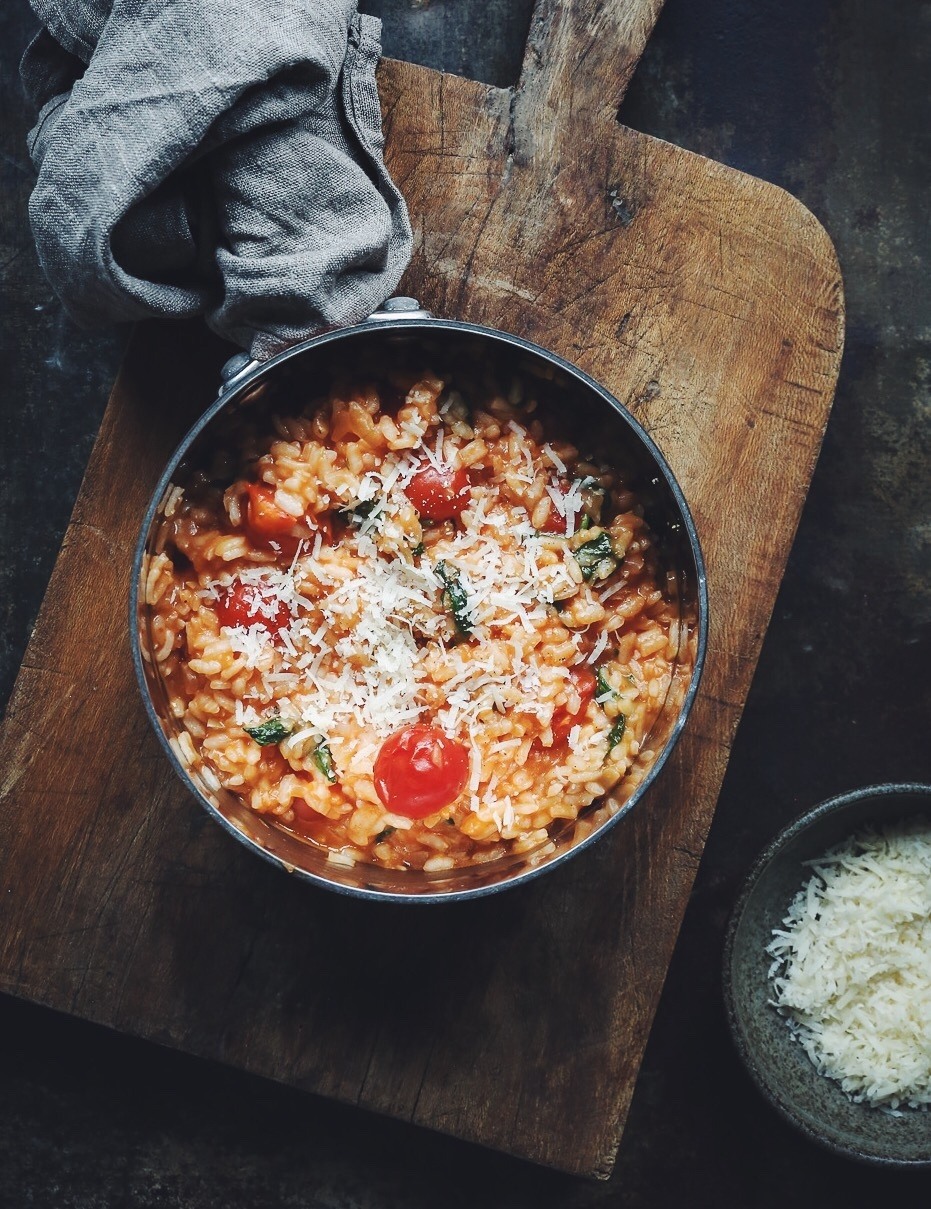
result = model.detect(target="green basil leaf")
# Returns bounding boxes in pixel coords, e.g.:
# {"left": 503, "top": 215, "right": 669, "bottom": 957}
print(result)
{"left": 595, "top": 667, "right": 618, "bottom": 701}
{"left": 245, "top": 717, "right": 293, "bottom": 746}
{"left": 339, "top": 500, "right": 377, "bottom": 526}
{"left": 574, "top": 532, "right": 619, "bottom": 582}
{"left": 435, "top": 561, "right": 473, "bottom": 635}
{"left": 313, "top": 739, "right": 337, "bottom": 783}
{"left": 606, "top": 715, "right": 627, "bottom": 753}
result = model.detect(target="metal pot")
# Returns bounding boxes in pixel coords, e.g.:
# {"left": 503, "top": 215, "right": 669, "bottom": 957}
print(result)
{"left": 131, "top": 298, "right": 708, "bottom": 901}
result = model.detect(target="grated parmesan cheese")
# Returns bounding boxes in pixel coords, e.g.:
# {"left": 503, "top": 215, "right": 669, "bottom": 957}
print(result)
{"left": 188, "top": 411, "right": 664, "bottom": 839}
{"left": 587, "top": 631, "right": 609, "bottom": 665}
{"left": 767, "top": 820, "right": 931, "bottom": 1110}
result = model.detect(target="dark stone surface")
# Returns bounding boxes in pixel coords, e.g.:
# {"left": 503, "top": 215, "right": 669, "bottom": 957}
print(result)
{"left": 1, "top": 0, "right": 929, "bottom": 1204}
{"left": 361, "top": 0, "right": 535, "bottom": 86}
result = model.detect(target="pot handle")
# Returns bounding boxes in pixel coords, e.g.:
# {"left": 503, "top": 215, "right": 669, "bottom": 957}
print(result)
{"left": 363, "top": 295, "right": 433, "bottom": 322}
{"left": 217, "top": 296, "right": 434, "bottom": 396}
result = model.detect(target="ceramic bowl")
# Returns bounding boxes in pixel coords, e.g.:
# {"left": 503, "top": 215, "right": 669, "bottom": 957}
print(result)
{"left": 724, "top": 782, "right": 931, "bottom": 1166}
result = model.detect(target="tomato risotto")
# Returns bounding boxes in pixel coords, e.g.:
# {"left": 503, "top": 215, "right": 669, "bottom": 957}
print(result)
{"left": 144, "top": 369, "right": 681, "bottom": 872}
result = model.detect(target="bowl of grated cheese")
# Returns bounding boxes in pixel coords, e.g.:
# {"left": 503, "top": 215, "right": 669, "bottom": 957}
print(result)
{"left": 724, "top": 783, "right": 931, "bottom": 1166}
{"left": 131, "top": 299, "right": 707, "bottom": 901}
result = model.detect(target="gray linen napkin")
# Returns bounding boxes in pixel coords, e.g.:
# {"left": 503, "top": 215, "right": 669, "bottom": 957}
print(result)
{"left": 22, "top": 0, "right": 413, "bottom": 358}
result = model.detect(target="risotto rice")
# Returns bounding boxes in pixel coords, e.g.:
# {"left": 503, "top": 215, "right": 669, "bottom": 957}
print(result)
{"left": 144, "top": 366, "right": 681, "bottom": 871}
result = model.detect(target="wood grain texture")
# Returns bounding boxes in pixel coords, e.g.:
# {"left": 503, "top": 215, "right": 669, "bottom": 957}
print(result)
{"left": 0, "top": 0, "right": 843, "bottom": 1178}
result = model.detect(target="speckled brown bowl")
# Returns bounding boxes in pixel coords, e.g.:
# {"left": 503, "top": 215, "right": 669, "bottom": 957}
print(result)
{"left": 723, "top": 783, "right": 931, "bottom": 1166}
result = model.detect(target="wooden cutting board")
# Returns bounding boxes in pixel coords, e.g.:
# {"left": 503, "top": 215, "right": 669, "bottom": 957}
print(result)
{"left": 0, "top": 0, "right": 843, "bottom": 1178}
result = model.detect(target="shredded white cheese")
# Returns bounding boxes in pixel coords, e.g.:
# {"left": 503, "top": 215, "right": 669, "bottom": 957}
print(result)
{"left": 588, "top": 631, "right": 609, "bottom": 665}
{"left": 212, "top": 500, "right": 576, "bottom": 748}
{"left": 767, "top": 820, "right": 931, "bottom": 1110}
{"left": 203, "top": 424, "right": 633, "bottom": 830}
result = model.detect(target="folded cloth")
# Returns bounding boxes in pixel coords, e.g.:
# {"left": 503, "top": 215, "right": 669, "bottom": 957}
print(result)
{"left": 22, "top": 0, "right": 413, "bottom": 358}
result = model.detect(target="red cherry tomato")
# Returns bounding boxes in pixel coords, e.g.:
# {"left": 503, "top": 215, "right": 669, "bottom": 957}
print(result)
{"left": 246, "top": 483, "right": 296, "bottom": 537}
{"left": 404, "top": 464, "right": 471, "bottom": 521}
{"left": 245, "top": 483, "right": 332, "bottom": 549}
{"left": 373, "top": 724, "right": 471, "bottom": 819}
{"left": 299, "top": 512, "right": 333, "bottom": 545}
{"left": 542, "top": 507, "right": 568, "bottom": 535}
{"left": 291, "top": 797, "right": 331, "bottom": 844}
{"left": 540, "top": 480, "right": 573, "bottom": 534}
{"left": 551, "top": 665, "right": 597, "bottom": 738}
{"left": 216, "top": 579, "right": 291, "bottom": 635}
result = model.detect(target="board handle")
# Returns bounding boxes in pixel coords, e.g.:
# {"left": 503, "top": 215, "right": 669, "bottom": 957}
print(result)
{"left": 514, "top": 0, "right": 664, "bottom": 158}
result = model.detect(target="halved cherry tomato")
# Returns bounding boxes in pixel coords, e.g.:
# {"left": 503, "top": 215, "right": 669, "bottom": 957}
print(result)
{"left": 551, "top": 665, "right": 597, "bottom": 738}
{"left": 404, "top": 464, "right": 471, "bottom": 521}
{"left": 216, "top": 579, "right": 291, "bottom": 635}
{"left": 293, "top": 798, "right": 317, "bottom": 823}
{"left": 246, "top": 483, "right": 296, "bottom": 537}
{"left": 373, "top": 724, "right": 470, "bottom": 819}
{"left": 540, "top": 480, "right": 573, "bottom": 534}
{"left": 301, "top": 512, "right": 333, "bottom": 544}
{"left": 245, "top": 483, "right": 333, "bottom": 553}
{"left": 542, "top": 506, "right": 568, "bottom": 535}
{"left": 291, "top": 796, "right": 332, "bottom": 844}
{"left": 244, "top": 481, "right": 331, "bottom": 544}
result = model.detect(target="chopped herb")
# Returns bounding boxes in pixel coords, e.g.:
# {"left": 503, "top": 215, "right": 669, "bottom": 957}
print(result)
{"left": 606, "top": 715, "right": 627, "bottom": 754}
{"left": 339, "top": 500, "right": 377, "bottom": 526}
{"left": 574, "top": 532, "right": 619, "bottom": 582}
{"left": 441, "top": 389, "right": 473, "bottom": 426}
{"left": 374, "top": 826, "right": 396, "bottom": 844}
{"left": 435, "top": 560, "right": 473, "bottom": 635}
{"left": 595, "top": 667, "right": 618, "bottom": 701}
{"left": 313, "top": 739, "right": 337, "bottom": 783}
{"left": 580, "top": 513, "right": 593, "bottom": 531}
{"left": 244, "top": 716, "right": 293, "bottom": 746}
{"left": 412, "top": 541, "right": 426, "bottom": 557}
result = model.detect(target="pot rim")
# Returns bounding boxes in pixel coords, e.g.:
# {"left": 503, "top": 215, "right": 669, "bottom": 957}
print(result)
{"left": 130, "top": 313, "right": 709, "bottom": 902}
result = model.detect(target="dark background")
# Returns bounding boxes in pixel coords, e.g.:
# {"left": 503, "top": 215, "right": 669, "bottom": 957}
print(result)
{"left": 1, "top": 0, "right": 929, "bottom": 1204}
